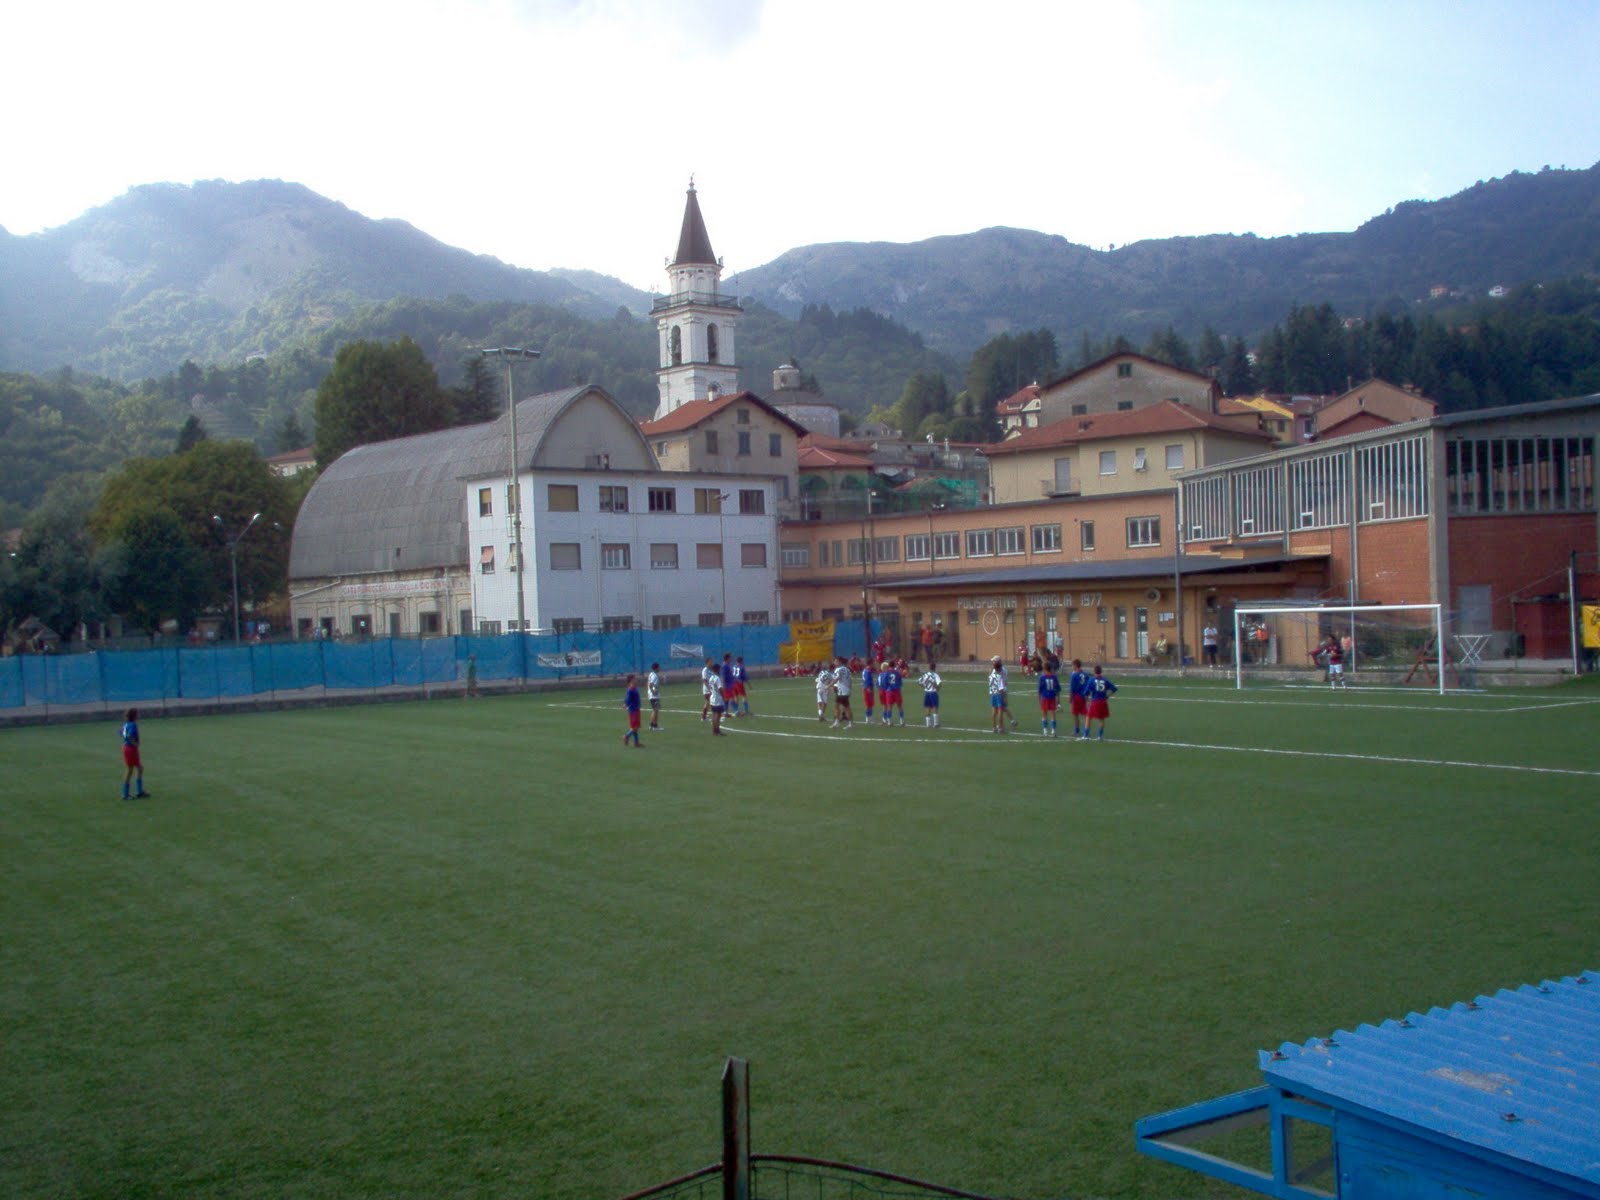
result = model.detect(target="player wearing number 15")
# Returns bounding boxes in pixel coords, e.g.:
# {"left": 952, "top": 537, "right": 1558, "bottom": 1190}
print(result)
{"left": 1085, "top": 667, "right": 1117, "bottom": 740}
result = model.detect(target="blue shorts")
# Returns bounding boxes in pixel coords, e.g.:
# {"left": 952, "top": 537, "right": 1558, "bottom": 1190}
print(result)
{"left": 924, "top": 693, "right": 939, "bottom": 708}
{"left": 990, "top": 695, "right": 1005, "bottom": 709}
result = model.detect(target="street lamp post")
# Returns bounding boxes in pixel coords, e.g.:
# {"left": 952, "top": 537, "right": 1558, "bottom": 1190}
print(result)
{"left": 476, "top": 348, "right": 541, "bottom": 676}
{"left": 214, "top": 512, "right": 262, "bottom": 642}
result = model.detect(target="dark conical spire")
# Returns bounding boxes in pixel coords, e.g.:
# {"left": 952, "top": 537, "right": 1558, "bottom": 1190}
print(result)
{"left": 671, "top": 178, "right": 718, "bottom": 267}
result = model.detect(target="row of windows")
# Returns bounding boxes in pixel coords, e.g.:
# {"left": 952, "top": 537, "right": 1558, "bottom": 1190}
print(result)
{"left": 703, "top": 430, "right": 783, "bottom": 457}
{"left": 479, "top": 541, "right": 769, "bottom": 573}
{"left": 1444, "top": 436, "right": 1594, "bottom": 514}
{"left": 789, "top": 518, "right": 1162, "bottom": 568}
{"left": 1095, "top": 444, "right": 1185, "bottom": 475}
{"left": 479, "top": 483, "right": 768, "bottom": 517}
{"left": 527, "top": 611, "right": 770, "bottom": 635}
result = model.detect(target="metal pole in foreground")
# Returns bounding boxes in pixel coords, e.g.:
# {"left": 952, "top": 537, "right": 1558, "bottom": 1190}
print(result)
{"left": 477, "top": 348, "right": 541, "bottom": 678}
{"left": 215, "top": 512, "right": 262, "bottom": 642}
{"left": 721, "top": 1057, "right": 750, "bottom": 1200}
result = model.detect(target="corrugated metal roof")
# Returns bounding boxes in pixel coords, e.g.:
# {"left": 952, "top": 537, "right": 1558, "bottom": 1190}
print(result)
{"left": 289, "top": 386, "right": 596, "bottom": 580}
{"left": 890, "top": 552, "right": 1316, "bottom": 591}
{"left": 1260, "top": 970, "right": 1600, "bottom": 1186}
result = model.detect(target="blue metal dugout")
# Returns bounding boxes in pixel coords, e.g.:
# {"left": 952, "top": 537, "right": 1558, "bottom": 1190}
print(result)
{"left": 1135, "top": 970, "right": 1600, "bottom": 1199}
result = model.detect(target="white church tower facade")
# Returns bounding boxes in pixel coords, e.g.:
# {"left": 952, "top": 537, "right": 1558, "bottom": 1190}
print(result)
{"left": 653, "top": 182, "right": 741, "bottom": 419}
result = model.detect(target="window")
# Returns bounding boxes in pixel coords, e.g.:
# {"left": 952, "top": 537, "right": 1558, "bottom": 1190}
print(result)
{"left": 696, "top": 543, "right": 723, "bottom": 569}
{"left": 847, "top": 538, "right": 869, "bottom": 566}
{"left": 1070, "top": 403, "right": 1088, "bottom": 416}
{"left": 1117, "top": 400, "right": 1134, "bottom": 411}
{"left": 652, "top": 614, "right": 682, "bottom": 631}
{"left": 1053, "top": 457, "right": 1073, "bottom": 493}
{"left": 741, "top": 610, "right": 770, "bottom": 624}
{"left": 1031, "top": 523, "right": 1062, "bottom": 553}
{"left": 873, "top": 536, "right": 898, "bottom": 563}
{"left": 705, "top": 430, "right": 719, "bottom": 455}
{"left": 694, "top": 487, "right": 723, "bottom": 513}
{"left": 932, "top": 531, "right": 960, "bottom": 559}
{"left": 648, "top": 487, "right": 676, "bottom": 513}
{"left": 996, "top": 526, "right": 1024, "bottom": 555}
{"left": 904, "top": 533, "right": 930, "bottom": 561}
{"left": 550, "top": 542, "right": 581, "bottom": 570}
{"left": 506, "top": 482, "right": 520, "bottom": 514}
{"left": 736, "top": 406, "right": 750, "bottom": 424}
{"left": 599, "top": 485, "right": 629, "bottom": 512}
{"left": 1081, "top": 521, "right": 1096, "bottom": 551}
{"left": 478, "top": 487, "right": 493, "bottom": 517}
{"left": 670, "top": 326, "right": 682, "bottom": 365}
{"left": 781, "top": 542, "right": 810, "bottom": 567}
{"left": 552, "top": 617, "right": 585, "bottom": 635}
{"left": 698, "top": 612, "right": 725, "bottom": 627}
{"left": 602, "top": 616, "right": 633, "bottom": 633}
{"left": 650, "top": 542, "right": 679, "bottom": 569}
{"left": 1117, "top": 361, "right": 1133, "bottom": 378}
{"left": 707, "top": 325, "right": 719, "bottom": 362}
{"left": 601, "top": 543, "right": 631, "bottom": 569}
{"left": 1165, "top": 443, "right": 1184, "bottom": 470}
{"left": 547, "top": 484, "right": 578, "bottom": 511}
{"left": 737, "top": 431, "right": 751, "bottom": 456}
{"left": 1133, "top": 447, "right": 1148, "bottom": 471}
{"left": 1126, "top": 516, "right": 1161, "bottom": 547}
{"left": 479, "top": 545, "right": 496, "bottom": 574}
{"left": 966, "top": 528, "right": 995, "bottom": 557}
{"left": 419, "top": 612, "right": 441, "bottom": 634}
{"left": 478, "top": 619, "right": 502, "bottom": 635}
{"left": 769, "top": 433, "right": 782, "bottom": 457}
{"left": 741, "top": 543, "right": 767, "bottom": 567}
{"left": 506, "top": 545, "right": 522, "bottom": 572}
{"left": 782, "top": 609, "right": 814, "bottom": 622}
{"left": 1099, "top": 450, "right": 1117, "bottom": 475}
{"left": 739, "top": 488, "right": 765, "bottom": 514}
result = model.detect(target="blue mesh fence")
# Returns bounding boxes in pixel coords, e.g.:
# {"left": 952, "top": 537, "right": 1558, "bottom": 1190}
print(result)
{"left": 0, "top": 624, "right": 804, "bottom": 710}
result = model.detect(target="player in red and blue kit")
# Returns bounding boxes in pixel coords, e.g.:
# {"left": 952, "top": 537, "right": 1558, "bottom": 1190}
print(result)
{"left": 1067, "top": 659, "right": 1092, "bottom": 739}
{"left": 877, "top": 661, "right": 904, "bottom": 725}
{"left": 861, "top": 661, "right": 877, "bottom": 724}
{"left": 120, "top": 707, "right": 151, "bottom": 799}
{"left": 1037, "top": 663, "right": 1062, "bottom": 736}
{"left": 720, "top": 654, "right": 738, "bottom": 719}
{"left": 622, "top": 675, "right": 643, "bottom": 747}
{"left": 730, "top": 656, "right": 751, "bottom": 714}
{"left": 1086, "top": 666, "right": 1117, "bottom": 740}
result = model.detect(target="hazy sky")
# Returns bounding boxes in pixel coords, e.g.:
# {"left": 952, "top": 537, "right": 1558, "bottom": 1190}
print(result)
{"left": 6, "top": 0, "right": 1598, "bottom": 292}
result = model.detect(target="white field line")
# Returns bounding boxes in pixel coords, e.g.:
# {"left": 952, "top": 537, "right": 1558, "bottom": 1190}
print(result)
{"left": 574, "top": 702, "right": 1600, "bottom": 777}
{"left": 1109, "top": 687, "right": 1600, "bottom": 717}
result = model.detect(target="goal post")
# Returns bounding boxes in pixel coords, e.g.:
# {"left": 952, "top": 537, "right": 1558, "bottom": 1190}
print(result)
{"left": 1232, "top": 603, "right": 1446, "bottom": 693}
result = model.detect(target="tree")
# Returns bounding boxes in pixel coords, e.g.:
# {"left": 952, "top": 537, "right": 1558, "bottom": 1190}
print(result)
{"left": 100, "top": 504, "right": 209, "bottom": 635}
{"left": 450, "top": 353, "right": 501, "bottom": 426}
{"left": 0, "top": 490, "right": 106, "bottom": 640}
{"left": 1218, "top": 337, "right": 1257, "bottom": 397}
{"left": 276, "top": 412, "right": 308, "bottom": 453}
{"left": 176, "top": 414, "right": 209, "bottom": 452}
{"left": 313, "top": 337, "right": 453, "bottom": 467}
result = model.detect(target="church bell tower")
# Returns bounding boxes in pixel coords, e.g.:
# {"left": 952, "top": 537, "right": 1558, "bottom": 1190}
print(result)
{"left": 653, "top": 181, "right": 741, "bottom": 419}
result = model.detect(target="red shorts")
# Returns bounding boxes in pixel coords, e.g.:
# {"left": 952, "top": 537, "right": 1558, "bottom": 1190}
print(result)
{"left": 863, "top": 689, "right": 876, "bottom": 707}
{"left": 122, "top": 745, "right": 141, "bottom": 768}
{"left": 1040, "top": 698, "right": 1058, "bottom": 714}
{"left": 885, "top": 689, "right": 902, "bottom": 706}
{"left": 730, "top": 683, "right": 746, "bottom": 700}
{"left": 628, "top": 711, "right": 641, "bottom": 731}
{"left": 1088, "top": 699, "right": 1110, "bottom": 720}
{"left": 1070, "top": 696, "right": 1088, "bottom": 716}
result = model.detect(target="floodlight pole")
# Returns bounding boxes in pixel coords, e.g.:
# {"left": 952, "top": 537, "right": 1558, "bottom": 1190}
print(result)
{"left": 214, "top": 512, "right": 262, "bottom": 643}
{"left": 478, "top": 348, "right": 541, "bottom": 678}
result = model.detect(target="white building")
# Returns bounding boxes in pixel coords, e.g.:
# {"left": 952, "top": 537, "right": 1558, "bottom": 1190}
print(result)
{"left": 652, "top": 182, "right": 741, "bottom": 418}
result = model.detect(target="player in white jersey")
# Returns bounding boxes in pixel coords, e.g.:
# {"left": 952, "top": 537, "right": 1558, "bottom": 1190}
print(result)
{"left": 831, "top": 657, "right": 853, "bottom": 728}
{"left": 815, "top": 665, "right": 835, "bottom": 721}
{"left": 646, "top": 662, "right": 663, "bottom": 729}
{"left": 918, "top": 663, "right": 942, "bottom": 728}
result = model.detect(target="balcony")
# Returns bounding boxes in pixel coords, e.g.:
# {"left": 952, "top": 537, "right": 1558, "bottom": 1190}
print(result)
{"left": 651, "top": 290, "right": 743, "bottom": 314}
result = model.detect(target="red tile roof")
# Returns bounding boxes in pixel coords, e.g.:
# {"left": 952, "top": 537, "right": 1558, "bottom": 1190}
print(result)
{"left": 799, "top": 443, "right": 873, "bottom": 469}
{"left": 638, "top": 390, "right": 808, "bottom": 437}
{"left": 984, "top": 400, "right": 1273, "bottom": 456}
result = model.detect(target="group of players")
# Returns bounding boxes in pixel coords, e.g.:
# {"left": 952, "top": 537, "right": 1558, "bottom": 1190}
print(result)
{"left": 622, "top": 650, "right": 1120, "bottom": 745}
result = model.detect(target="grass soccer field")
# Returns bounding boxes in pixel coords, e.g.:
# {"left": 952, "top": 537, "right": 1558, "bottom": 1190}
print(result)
{"left": 4, "top": 672, "right": 1598, "bottom": 1199}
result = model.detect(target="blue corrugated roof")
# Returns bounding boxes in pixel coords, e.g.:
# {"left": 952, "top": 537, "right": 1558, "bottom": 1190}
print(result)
{"left": 1260, "top": 970, "right": 1600, "bottom": 1186}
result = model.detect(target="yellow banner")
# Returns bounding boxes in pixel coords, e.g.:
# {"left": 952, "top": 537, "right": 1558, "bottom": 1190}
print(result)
{"left": 788, "top": 619, "right": 835, "bottom": 643}
{"left": 780, "top": 638, "right": 837, "bottom": 665}
{"left": 1582, "top": 604, "right": 1600, "bottom": 649}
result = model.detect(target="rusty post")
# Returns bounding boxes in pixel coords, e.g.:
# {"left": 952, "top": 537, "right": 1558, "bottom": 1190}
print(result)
{"left": 721, "top": 1057, "right": 750, "bottom": 1200}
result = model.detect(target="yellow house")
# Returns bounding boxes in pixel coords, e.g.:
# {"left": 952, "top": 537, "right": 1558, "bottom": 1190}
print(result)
{"left": 639, "top": 388, "right": 806, "bottom": 503}
{"left": 985, "top": 401, "right": 1274, "bottom": 505}
{"left": 1034, "top": 351, "right": 1220, "bottom": 426}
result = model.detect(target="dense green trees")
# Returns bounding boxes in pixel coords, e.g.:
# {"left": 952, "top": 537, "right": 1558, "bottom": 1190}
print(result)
{"left": 313, "top": 337, "right": 452, "bottom": 467}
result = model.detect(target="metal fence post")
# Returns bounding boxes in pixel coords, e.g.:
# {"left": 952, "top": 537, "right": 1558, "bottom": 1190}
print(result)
{"left": 721, "top": 1056, "right": 749, "bottom": 1200}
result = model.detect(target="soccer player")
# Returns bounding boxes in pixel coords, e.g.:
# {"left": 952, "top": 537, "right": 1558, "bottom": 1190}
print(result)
{"left": 700, "top": 658, "right": 717, "bottom": 721}
{"left": 814, "top": 663, "right": 835, "bottom": 721}
{"left": 731, "top": 656, "right": 751, "bottom": 715}
{"left": 861, "top": 658, "right": 877, "bottom": 725}
{"left": 622, "top": 675, "right": 644, "bottom": 747}
{"left": 918, "top": 661, "right": 942, "bottom": 727}
{"left": 1067, "top": 658, "right": 1091, "bottom": 739}
{"left": 120, "top": 708, "right": 151, "bottom": 799}
{"left": 707, "top": 668, "right": 728, "bottom": 735}
{"left": 720, "top": 653, "right": 737, "bottom": 719}
{"left": 1086, "top": 665, "right": 1118, "bottom": 739}
{"left": 879, "top": 660, "right": 905, "bottom": 725}
{"left": 988, "top": 657, "right": 1010, "bottom": 733}
{"left": 1037, "top": 662, "right": 1061, "bottom": 736}
{"left": 832, "top": 656, "right": 854, "bottom": 728}
{"left": 1317, "top": 635, "right": 1347, "bottom": 687}
{"left": 646, "top": 662, "right": 663, "bottom": 728}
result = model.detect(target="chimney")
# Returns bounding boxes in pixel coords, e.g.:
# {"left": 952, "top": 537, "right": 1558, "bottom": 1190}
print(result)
{"left": 707, "top": 383, "right": 720, "bottom": 402}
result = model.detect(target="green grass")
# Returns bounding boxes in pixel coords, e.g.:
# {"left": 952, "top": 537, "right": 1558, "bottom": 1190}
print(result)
{"left": 3, "top": 675, "right": 1598, "bottom": 1198}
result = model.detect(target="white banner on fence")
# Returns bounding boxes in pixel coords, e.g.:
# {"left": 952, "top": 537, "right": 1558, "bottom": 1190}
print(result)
{"left": 535, "top": 650, "right": 602, "bottom": 668}
{"left": 669, "top": 643, "right": 705, "bottom": 660}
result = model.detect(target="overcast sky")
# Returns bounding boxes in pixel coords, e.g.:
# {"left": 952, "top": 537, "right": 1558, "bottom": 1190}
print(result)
{"left": 6, "top": 0, "right": 1598, "bottom": 292}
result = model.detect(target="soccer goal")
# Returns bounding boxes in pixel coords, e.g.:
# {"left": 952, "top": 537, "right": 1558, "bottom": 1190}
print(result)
{"left": 1232, "top": 603, "right": 1447, "bottom": 693}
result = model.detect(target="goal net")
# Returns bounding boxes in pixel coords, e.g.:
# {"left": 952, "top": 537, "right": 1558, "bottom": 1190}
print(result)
{"left": 1232, "top": 604, "right": 1446, "bottom": 693}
